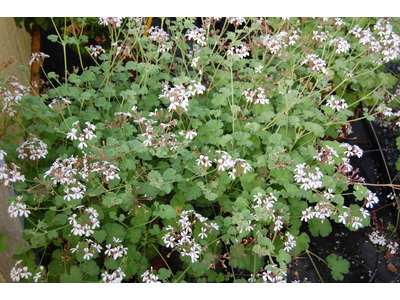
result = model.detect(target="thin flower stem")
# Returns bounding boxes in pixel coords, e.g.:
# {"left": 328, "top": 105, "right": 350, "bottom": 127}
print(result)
{"left": 306, "top": 249, "right": 324, "bottom": 283}
{"left": 175, "top": 265, "right": 191, "bottom": 283}
{"left": 152, "top": 244, "right": 174, "bottom": 277}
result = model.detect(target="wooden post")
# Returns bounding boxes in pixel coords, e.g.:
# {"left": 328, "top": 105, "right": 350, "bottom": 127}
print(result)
{"left": 0, "top": 17, "right": 31, "bottom": 283}
{"left": 31, "top": 22, "right": 41, "bottom": 96}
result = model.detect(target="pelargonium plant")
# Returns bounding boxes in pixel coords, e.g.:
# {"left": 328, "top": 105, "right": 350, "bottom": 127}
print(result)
{"left": 1, "top": 17, "right": 399, "bottom": 283}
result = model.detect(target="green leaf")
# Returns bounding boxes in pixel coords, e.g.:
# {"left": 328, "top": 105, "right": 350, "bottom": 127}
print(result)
{"left": 30, "top": 234, "right": 47, "bottom": 248}
{"left": 156, "top": 204, "right": 176, "bottom": 219}
{"left": 157, "top": 268, "right": 172, "bottom": 280}
{"left": 327, "top": 254, "right": 350, "bottom": 281}
{"left": 126, "top": 228, "right": 142, "bottom": 244}
{"left": 277, "top": 249, "right": 292, "bottom": 264}
{"left": 93, "top": 230, "right": 107, "bottom": 243}
{"left": 103, "top": 223, "right": 126, "bottom": 244}
{"left": 257, "top": 236, "right": 275, "bottom": 251}
{"left": 308, "top": 218, "right": 332, "bottom": 237}
{"left": 206, "top": 269, "right": 217, "bottom": 282}
{"left": 47, "top": 230, "right": 58, "bottom": 240}
{"left": 177, "top": 181, "right": 201, "bottom": 201}
{"left": 82, "top": 260, "right": 100, "bottom": 277}
{"left": 295, "top": 232, "right": 310, "bottom": 252}
{"left": 163, "top": 168, "right": 182, "bottom": 183}
{"left": 304, "top": 122, "right": 325, "bottom": 137}
{"left": 104, "top": 257, "right": 119, "bottom": 270}
{"left": 191, "top": 259, "right": 209, "bottom": 276}
{"left": 60, "top": 266, "right": 82, "bottom": 283}
{"left": 47, "top": 34, "right": 58, "bottom": 42}
{"left": 211, "top": 93, "right": 228, "bottom": 107}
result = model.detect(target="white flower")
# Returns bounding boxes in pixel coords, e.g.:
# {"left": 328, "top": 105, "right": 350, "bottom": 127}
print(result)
{"left": 191, "top": 57, "right": 200, "bottom": 68}
{"left": 83, "top": 248, "right": 93, "bottom": 260}
{"left": 20, "top": 266, "right": 32, "bottom": 279}
{"left": 198, "top": 227, "right": 208, "bottom": 239}
{"left": 185, "top": 130, "right": 197, "bottom": 140}
{"left": 338, "top": 212, "right": 348, "bottom": 224}
{"left": 351, "top": 217, "right": 362, "bottom": 229}
{"left": 255, "top": 65, "right": 263, "bottom": 73}
{"left": 0, "top": 149, "right": 6, "bottom": 160}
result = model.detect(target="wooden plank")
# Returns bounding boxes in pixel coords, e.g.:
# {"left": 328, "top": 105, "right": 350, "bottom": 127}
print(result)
{"left": 30, "top": 22, "right": 41, "bottom": 96}
{"left": 0, "top": 17, "right": 31, "bottom": 283}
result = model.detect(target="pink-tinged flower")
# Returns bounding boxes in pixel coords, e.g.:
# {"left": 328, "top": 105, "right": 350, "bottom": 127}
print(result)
{"left": 185, "top": 27, "right": 207, "bottom": 46}
{"left": 83, "top": 248, "right": 93, "bottom": 260}
{"left": 191, "top": 57, "right": 200, "bottom": 68}
{"left": 98, "top": 17, "right": 124, "bottom": 28}
{"left": 87, "top": 45, "right": 105, "bottom": 59}
{"left": 338, "top": 212, "right": 348, "bottom": 225}
{"left": 351, "top": 217, "right": 362, "bottom": 229}
{"left": 29, "top": 52, "right": 49, "bottom": 66}
{"left": 19, "top": 266, "right": 32, "bottom": 279}
{"left": 198, "top": 227, "right": 208, "bottom": 239}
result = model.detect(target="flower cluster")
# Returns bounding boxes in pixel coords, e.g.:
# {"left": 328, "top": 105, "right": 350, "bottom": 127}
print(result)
{"left": 326, "top": 96, "right": 349, "bottom": 111}
{"left": 111, "top": 41, "right": 131, "bottom": 60}
{"left": 329, "top": 37, "right": 351, "bottom": 54}
{"left": 252, "top": 192, "right": 277, "bottom": 221}
{"left": 185, "top": 26, "right": 207, "bottom": 46}
{"left": 294, "top": 163, "right": 323, "bottom": 191}
{"left": 312, "top": 28, "right": 331, "bottom": 43}
{"left": 66, "top": 121, "right": 97, "bottom": 150}
{"left": 10, "top": 260, "right": 32, "bottom": 282}
{"left": 301, "top": 53, "right": 327, "bottom": 74}
{"left": 368, "top": 229, "right": 387, "bottom": 246}
{"left": 70, "top": 238, "right": 102, "bottom": 260}
{"left": 227, "top": 44, "right": 250, "bottom": 59}
{"left": 368, "top": 229, "right": 399, "bottom": 255}
{"left": 0, "top": 161, "right": 26, "bottom": 187}
{"left": 28, "top": 52, "right": 49, "bottom": 66}
{"left": 87, "top": 45, "right": 106, "bottom": 59}
{"left": 101, "top": 268, "right": 126, "bottom": 283}
{"left": 339, "top": 143, "right": 363, "bottom": 159}
{"left": 350, "top": 18, "right": 400, "bottom": 64}
{"left": 337, "top": 123, "right": 353, "bottom": 138}
{"left": 158, "top": 81, "right": 205, "bottom": 115}
{"left": 283, "top": 232, "right": 297, "bottom": 252}
{"left": 104, "top": 237, "right": 128, "bottom": 260}
{"left": 301, "top": 201, "right": 334, "bottom": 223}
{"left": 214, "top": 150, "right": 252, "bottom": 180}
{"left": 33, "top": 266, "right": 47, "bottom": 283}
{"left": 68, "top": 206, "right": 100, "bottom": 237}
{"left": 147, "top": 26, "right": 171, "bottom": 52}
{"left": 16, "top": 135, "right": 48, "bottom": 161}
{"left": 262, "top": 27, "right": 301, "bottom": 56}
{"left": 8, "top": 196, "right": 30, "bottom": 218}
{"left": 248, "top": 264, "right": 287, "bottom": 283}
{"left": 43, "top": 155, "right": 89, "bottom": 201}
{"left": 242, "top": 87, "right": 269, "bottom": 105}
{"left": 364, "top": 189, "right": 380, "bottom": 209}
{"left": 48, "top": 96, "right": 71, "bottom": 112}
{"left": 228, "top": 17, "right": 246, "bottom": 27}
{"left": 0, "top": 76, "right": 31, "bottom": 117}
{"left": 162, "top": 210, "right": 219, "bottom": 263}
{"left": 313, "top": 144, "right": 339, "bottom": 165}
{"left": 98, "top": 17, "right": 124, "bottom": 28}
{"left": 387, "top": 240, "right": 399, "bottom": 255}
{"left": 92, "top": 159, "right": 121, "bottom": 182}
{"left": 141, "top": 267, "right": 161, "bottom": 283}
